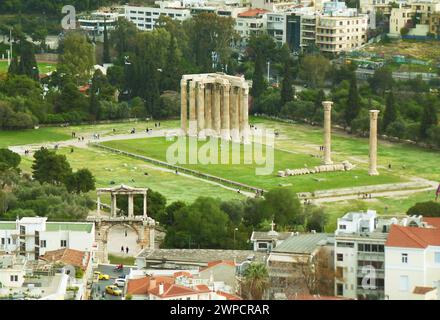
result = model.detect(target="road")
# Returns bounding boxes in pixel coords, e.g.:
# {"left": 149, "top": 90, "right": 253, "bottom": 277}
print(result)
{"left": 90, "top": 264, "right": 132, "bottom": 300}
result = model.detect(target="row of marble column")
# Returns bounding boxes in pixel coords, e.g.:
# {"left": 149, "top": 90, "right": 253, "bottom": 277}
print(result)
{"left": 322, "top": 101, "right": 379, "bottom": 176}
{"left": 181, "top": 79, "right": 250, "bottom": 143}
{"left": 96, "top": 192, "right": 148, "bottom": 218}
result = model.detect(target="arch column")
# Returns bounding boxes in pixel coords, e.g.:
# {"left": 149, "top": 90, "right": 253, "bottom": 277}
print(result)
{"left": 128, "top": 194, "right": 134, "bottom": 218}
{"left": 143, "top": 191, "right": 148, "bottom": 219}
{"left": 241, "top": 87, "right": 250, "bottom": 144}
{"left": 111, "top": 193, "right": 117, "bottom": 217}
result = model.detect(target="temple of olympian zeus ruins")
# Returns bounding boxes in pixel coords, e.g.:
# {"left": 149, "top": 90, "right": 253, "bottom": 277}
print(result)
{"left": 321, "top": 101, "right": 380, "bottom": 176}
{"left": 180, "top": 73, "right": 252, "bottom": 143}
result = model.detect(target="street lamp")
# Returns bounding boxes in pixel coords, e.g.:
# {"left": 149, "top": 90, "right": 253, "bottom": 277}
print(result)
{"left": 233, "top": 227, "right": 238, "bottom": 249}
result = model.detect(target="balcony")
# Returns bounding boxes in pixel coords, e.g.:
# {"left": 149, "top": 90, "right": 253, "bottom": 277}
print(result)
{"left": 357, "top": 252, "right": 385, "bottom": 262}
{"left": 357, "top": 269, "right": 385, "bottom": 278}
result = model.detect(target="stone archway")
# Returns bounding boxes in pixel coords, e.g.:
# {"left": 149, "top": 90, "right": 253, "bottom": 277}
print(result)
{"left": 105, "top": 223, "right": 141, "bottom": 257}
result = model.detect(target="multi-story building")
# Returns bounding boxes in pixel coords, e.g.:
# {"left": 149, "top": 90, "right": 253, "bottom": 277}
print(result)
{"left": 0, "top": 255, "right": 28, "bottom": 288}
{"left": 316, "top": 8, "right": 368, "bottom": 54}
{"left": 0, "top": 217, "right": 95, "bottom": 261}
{"left": 429, "top": 11, "right": 440, "bottom": 34}
{"left": 334, "top": 210, "right": 388, "bottom": 300}
{"left": 384, "top": 217, "right": 440, "bottom": 300}
{"left": 235, "top": 8, "right": 269, "bottom": 46}
{"left": 78, "top": 10, "right": 121, "bottom": 38}
{"left": 123, "top": 2, "right": 192, "bottom": 31}
{"left": 389, "top": 6, "right": 415, "bottom": 35}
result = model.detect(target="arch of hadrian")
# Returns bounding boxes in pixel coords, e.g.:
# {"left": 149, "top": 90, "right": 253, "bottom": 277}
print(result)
{"left": 180, "top": 73, "right": 252, "bottom": 143}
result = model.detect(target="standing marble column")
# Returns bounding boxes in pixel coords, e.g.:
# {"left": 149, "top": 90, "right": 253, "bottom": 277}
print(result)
{"left": 128, "top": 194, "right": 134, "bottom": 218}
{"left": 143, "top": 192, "right": 148, "bottom": 219}
{"left": 188, "top": 81, "right": 197, "bottom": 136}
{"left": 369, "top": 110, "right": 380, "bottom": 176}
{"left": 221, "top": 84, "right": 231, "bottom": 140}
{"left": 96, "top": 193, "right": 101, "bottom": 216}
{"left": 213, "top": 84, "right": 221, "bottom": 135}
{"left": 231, "top": 87, "right": 240, "bottom": 143}
{"left": 197, "top": 82, "right": 205, "bottom": 139}
{"left": 111, "top": 194, "right": 117, "bottom": 217}
{"left": 322, "top": 101, "right": 333, "bottom": 165}
{"left": 205, "top": 84, "right": 212, "bottom": 134}
{"left": 180, "top": 79, "right": 187, "bottom": 135}
{"left": 241, "top": 87, "right": 250, "bottom": 144}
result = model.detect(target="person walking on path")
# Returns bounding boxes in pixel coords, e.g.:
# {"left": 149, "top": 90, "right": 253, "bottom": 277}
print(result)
{"left": 121, "top": 246, "right": 124, "bottom": 253}
{"left": 126, "top": 247, "right": 129, "bottom": 254}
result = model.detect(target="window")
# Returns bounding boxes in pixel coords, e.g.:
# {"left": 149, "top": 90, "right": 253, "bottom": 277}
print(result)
{"left": 337, "top": 253, "right": 344, "bottom": 262}
{"left": 337, "top": 242, "right": 354, "bottom": 248}
{"left": 60, "top": 240, "right": 67, "bottom": 247}
{"left": 336, "top": 283, "right": 344, "bottom": 295}
{"left": 1, "top": 238, "right": 4, "bottom": 245}
{"left": 401, "top": 253, "right": 408, "bottom": 264}
{"left": 10, "top": 275, "right": 18, "bottom": 282}
{"left": 399, "top": 275, "right": 409, "bottom": 291}
{"left": 339, "top": 224, "right": 347, "bottom": 230}
{"left": 435, "top": 252, "right": 440, "bottom": 264}
{"left": 40, "top": 240, "right": 46, "bottom": 248}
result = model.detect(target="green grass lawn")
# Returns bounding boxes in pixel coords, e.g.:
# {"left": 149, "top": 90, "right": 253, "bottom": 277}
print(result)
{"left": 20, "top": 146, "right": 245, "bottom": 204}
{"left": 0, "top": 119, "right": 180, "bottom": 148}
{"left": 108, "top": 254, "right": 135, "bottom": 266}
{"left": 101, "top": 136, "right": 404, "bottom": 193}
{"left": 0, "top": 60, "right": 57, "bottom": 75}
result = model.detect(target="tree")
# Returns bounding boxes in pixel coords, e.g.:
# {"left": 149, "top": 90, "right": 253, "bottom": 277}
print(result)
{"left": 280, "top": 56, "right": 294, "bottom": 106}
{"left": 18, "top": 40, "right": 39, "bottom": 81}
{"left": 344, "top": 73, "right": 361, "bottom": 128}
{"left": 102, "top": 17, "right": 111, "bottom": 64}
{"left": 305, "top": 206, "right": 328, "bottom": 232}
{"left": 160, "top": 34, "right": 181, "bottom": 92}
{"left": 407, "top": 201, "right": 440, "bottom": 217}
{"left": 251, "top": 53, "right": 265, "bottom": 99}
{"left": 299, "top": 54, "right": 330, "bottom": 88}
{"left": 369, "top": 67, "right": 394, "bottom": 95}
{"left": 241, "top": 263, "right": 269, "bottom": 300}
{"left": 0, "top": 149, "right": 21, "bottom": 171}
{"left": 59, "top": 32, "right": 95, "bottom": 84}
{"left": 300, "top": 247, "right": 335, "bottom": 295}
{"left": 262, "top": 187, "right": 303, "bottom": 227}
{"left": 65, "top": 169, "right": 95, "bottom": 194}
{"left": 420, "top": 103, "right": 438, "bottom": 140}
{"left": 31, "top": 149, "right": 72, "bottom": 185}
{"left": 164, "top": 197, "right": 229, "bottom": 249}
{"left": 8, "top": 55, "right": 19, "bottom": 76}
{"left": 382, "top": 90, "right": 397, "bottom": 132}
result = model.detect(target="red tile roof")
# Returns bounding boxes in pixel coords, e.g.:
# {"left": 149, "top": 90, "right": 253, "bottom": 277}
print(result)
{"left": 423, "top": 217, "right": 440, "bottom": 229}
{"left": 173, "top": 271, "right": 193, "bottom": 278}
{"left": 386, "top": 224, "right": 440, "bottom": 249}
{"left": 413, "top": 286, "right": 435, "bottom": 295}
{"left": 149, "top": 283, "right": 199, "bottom": 298}
{"left": 40, "top": 249, "right": 89, "bottom": 270}
{"left": 216, "top": 291, "right": 242, "bottom": 300}
{"left": 200, "top": 260, "right": 235, "bottom": 272}
{"left": 126, "top": 276, "right": 174, "bottom": 295}
{"left": 195, "top": 284, "right": 211, "bottom": 293}
{"left": 238, "top": 9, "right": 269, "bottom": 17}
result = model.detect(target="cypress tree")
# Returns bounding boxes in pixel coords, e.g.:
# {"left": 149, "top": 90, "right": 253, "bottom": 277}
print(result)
{"left": 252, "top": 53, "right": 265, "bottom": 99}
{"left": 103, "top": 17, "right": 111, "bottom": 64}
{"left": 382, "top": 90, "right": 397, "bottom": 132}
{"left": 18, "top": 40, "right": 39, "bottom": 81}
{"left": 420, "top": 103, "right": 438, "bottom": 140}
{"left": 8, "top": 55, "right": 19, "bottom": 76}
{"left": 280, "top": 57, "right": 294, "bottom": 106}
{"left": 344, "top": 73, "right": 360, "bottom": 128}
{"left": 161, "top": 34, "right": 180, "bottom": 91}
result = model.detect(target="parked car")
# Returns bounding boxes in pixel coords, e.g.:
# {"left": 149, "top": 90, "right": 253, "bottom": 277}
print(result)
{"left": 106, "top": 285, "right": 122, "bottom": 296}
{"left": 94, "top": 271, "right": 110, "bottom": 280}
{"left": 114, "top": 278, "right": 126, "bottom": 287}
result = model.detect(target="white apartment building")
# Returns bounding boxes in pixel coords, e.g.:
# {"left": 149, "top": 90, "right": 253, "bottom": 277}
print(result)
{"left": 334, "top": 210, "right": 388, "bottom": 300}
{"left": 316, "top": 9, "right": 368, "bottom": 53}
{"left": 235, "top": 8, "right": 269, "bottom": 46}
{"left": 78, "top": 11, "right": 121, "bottom": 37}
{"left": 0, "top": 255, "right": 27, "bottom": 288}
{"left": 384, "top": 218, "right": 440, "bottom": 300}
{"left": 389, "top": 6, "right": 416, "bottom": 35}
{"left": 0, "top": 217, "right": 95, "bottom": 261}
{"left": 124, "top": 2, "right": 191, "bottom": 31}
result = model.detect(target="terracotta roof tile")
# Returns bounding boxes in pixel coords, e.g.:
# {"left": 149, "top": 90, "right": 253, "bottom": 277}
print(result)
{"left": 413, "top": 286, "right": 435, "bottom": 295}
{"left": 149, "top": 283, "right": 198, "bottom": 298}
{"left": 288, "top": 294, "right": 350, "bottom": 300}
{"left": 40, "top": 248, "right": 89, "bottom": 270}
{"left": 238, "top": 9, "right": 269, "bottom": 17}
{"left": 423, "top": 217, "right": 440, "bottom": 229}
{"left": 216, "top": 291, "right": 242, "bottom": 300}
{"left": 385, "top": 224, "right": 440, "bottom": 249}
{"left": 127, "top": 276, "right": 174, "bottom": 295}
{"left": 200, "top": 260, "right": 235, "bottom": 271}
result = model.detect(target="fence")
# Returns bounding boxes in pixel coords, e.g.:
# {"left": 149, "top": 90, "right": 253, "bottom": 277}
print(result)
{"left": 91, "top": 143, "right": 266, "bottom": 195}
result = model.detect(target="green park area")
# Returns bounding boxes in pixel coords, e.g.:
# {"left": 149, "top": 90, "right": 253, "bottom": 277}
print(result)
{"left": 0, "top": 119, "right": 180, "bottom": 148}
{"left": 0, "top": 60, "right": 57, "bottom": 75}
